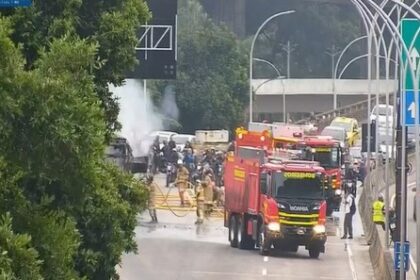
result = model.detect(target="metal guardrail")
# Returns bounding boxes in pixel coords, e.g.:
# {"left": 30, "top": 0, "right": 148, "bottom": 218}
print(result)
{"left": 297, "top": 95, "right": 401, "bottom": 280}
{"left": 296, "top": 95, "right": 389, "bottom": 130}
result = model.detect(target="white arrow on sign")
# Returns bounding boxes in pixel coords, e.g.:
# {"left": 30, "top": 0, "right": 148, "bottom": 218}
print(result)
{"left": 410, "top": 48, "right": 419, "bottom": 71}
{"left": 408, "top": 101, "right": 416, "bottom": 119}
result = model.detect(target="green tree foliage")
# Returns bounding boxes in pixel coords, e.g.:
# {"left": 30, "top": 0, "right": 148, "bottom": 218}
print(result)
{"left": 246, "top": 0, "right": 363, "bottom": 79}
{"left": 0, "top": 213, "right": 43, "bottom": 280}
{"left": 2, "top": 0, "right": 150, "bottom": 136}
{"left": 0, "top": 17, "right": 147, "bottom": 280}
{"left": 153, "top": 0, "right": 248, "bottom": 133}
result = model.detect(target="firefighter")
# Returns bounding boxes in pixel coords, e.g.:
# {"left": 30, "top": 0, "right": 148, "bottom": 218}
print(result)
{"left": 203, "top": 169, "right": 214, "bottom": 217}
{"left": 176, "top": 160, "right": 190, "bottom": 207}
{"left": 195, "top": 179, "right": 205, "bottom": 224}
{"left": 372, "top": 194, "right": 385, "bottom": 230}
{"left": 146, "top": 174, "right": 158, "bottom": 223}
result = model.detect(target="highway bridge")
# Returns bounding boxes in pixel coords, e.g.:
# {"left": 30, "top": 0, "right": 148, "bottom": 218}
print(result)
{"left": 252, "top": 78, "right": 397, "bottom": 122}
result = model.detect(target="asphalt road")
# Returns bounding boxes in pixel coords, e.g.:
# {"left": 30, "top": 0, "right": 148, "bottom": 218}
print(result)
{"left": 118, "top": 175, "right": 374, "bottom": 280}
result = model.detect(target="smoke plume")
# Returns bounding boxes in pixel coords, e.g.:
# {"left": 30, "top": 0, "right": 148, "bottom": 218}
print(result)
{"left": 110, "top": 79, "right": 163, "bottom": 157}
{"left": 160, "top": 85, "right": 179, "bottom": 120}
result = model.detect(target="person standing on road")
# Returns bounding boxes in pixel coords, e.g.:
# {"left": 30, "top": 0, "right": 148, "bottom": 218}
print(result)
{"left": 195, "top": 180, "right": 205, "bottom": 224}
{"left": 176, "top": 161, "right": 190, "bottom": 207}
{"left": 341, "top": 186, "right": 356, "bottom": 239}
{"left": 168, "top": 135, "right": 176, "bottom": 150}
{"left": 372, "top": 194, "right": 385, "bottom": 230}
{"left": 203, "top": 170, "right": 214, "bottom": 218}
{"left": 146, "top": 174, "right": 158, "bottom": 223}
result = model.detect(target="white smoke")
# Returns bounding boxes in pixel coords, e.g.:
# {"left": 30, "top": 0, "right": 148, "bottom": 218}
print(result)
{"left": 110, "top": 79, "right": 163, "bottom": 157}
{"left": 160, "top": 85, "right": 179, "bottom": 120}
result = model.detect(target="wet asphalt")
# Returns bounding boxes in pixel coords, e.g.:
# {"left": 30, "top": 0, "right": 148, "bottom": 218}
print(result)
{"left": 118, "top": 174, "right": 375, "bottom": 280}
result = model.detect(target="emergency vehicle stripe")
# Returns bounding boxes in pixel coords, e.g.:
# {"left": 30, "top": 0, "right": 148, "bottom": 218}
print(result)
{"left": 279, "top": 212, "right": 319, "bottom": 218}
{"left": 279, "top": 220, "right": 318, "bottom": 226}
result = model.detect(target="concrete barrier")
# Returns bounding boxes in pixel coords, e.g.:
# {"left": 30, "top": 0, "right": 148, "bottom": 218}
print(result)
{"left": 359, "top": 162, "right": 396, "bottom": 280}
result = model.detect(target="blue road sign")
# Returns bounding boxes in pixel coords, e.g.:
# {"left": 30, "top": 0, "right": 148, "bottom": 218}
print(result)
{"left": 0, "top": 0, "right": 31, "bottom": 7}
{"left": 394, "top": 241, "right": 410, "bottom": 272}
{"left": 401, "top": 19, "right": 420, "bottom": 126}
{"left": 403, "top": 90, "right": 420, "bottom": 126}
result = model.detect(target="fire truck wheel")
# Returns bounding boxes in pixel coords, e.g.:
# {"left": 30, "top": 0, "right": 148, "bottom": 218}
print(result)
{"left": 308, "top": 248, "right": 320, "bottom": 259}
{"left": 229, "top": 215, "right": 238, "bottom": 248}
{"left": 238, "top": 217, "right": 255, "bottom": 250}
{"left": 258, "top": 225, "right": 270, "bottom": 256}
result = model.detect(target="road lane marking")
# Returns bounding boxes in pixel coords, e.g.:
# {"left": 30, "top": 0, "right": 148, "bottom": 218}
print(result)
{"left": 410, "top": 253, "right": 417, "bottom": 275}
{"left": 263, "top": 256, "right": 269, "bottom": 262}
{"left": 337, "top": 226, "right": 358, "bottom": 280}
{"left": 346, "top": 240, "right": 358, "bottom": 280}
{"left": 262, "top": 268, "right": 267, "bottom": 276}
{"left": 189, "top": 271, "right": 348, "bottom": 279}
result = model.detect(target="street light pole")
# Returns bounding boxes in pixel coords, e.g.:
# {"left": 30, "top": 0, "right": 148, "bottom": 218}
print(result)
{"left": 326, "top": 45, "right": 341, "bottom": 110}
{"left": 351, "top": 1, "right": 420, "bottom": 278}
{"left": 253, "top": 58, "right": 282, "bottom": 77}
{"left": 281, "top": 40, "right": 297, "bottom": 79}
{"left": 253, "top": 58, "right": 287, "bottom": 123}
{"left": 249, "top": 10, "right": 295, "bottom": 123}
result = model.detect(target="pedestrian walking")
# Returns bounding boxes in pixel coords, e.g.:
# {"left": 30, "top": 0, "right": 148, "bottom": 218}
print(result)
{"left": 341, "top": 185, "right": 356, "bottom": 239}
{"left": 176, "top": 160, "right": 190, "bottom": 207}
{"left": 146, "top": 174, "right": 158, "bottom": 223}
{"left": 195, "top": 180, "right": 205, "bottom": 224}
{"left": 372, "top": 194, "right": 385, "bottom": 230}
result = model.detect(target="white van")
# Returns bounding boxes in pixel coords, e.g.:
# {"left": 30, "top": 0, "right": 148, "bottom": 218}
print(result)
{"left": 370, "top": 104, "right": 393, "bottom": 128}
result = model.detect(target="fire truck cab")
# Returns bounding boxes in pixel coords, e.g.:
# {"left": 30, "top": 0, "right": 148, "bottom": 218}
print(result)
{"left": 300, "top": 136, "right": 345, "bottom": 214}
{"left": 224, "top": 146, "right": 328, "bottom": 258}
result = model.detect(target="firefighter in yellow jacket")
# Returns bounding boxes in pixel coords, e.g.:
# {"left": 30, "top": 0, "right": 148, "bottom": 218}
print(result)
{"left": 146, "top": 174, "right": 158, "bottom": 223}
{"left": 203, "top": 170, "right": 214, "bottom": 217}
{"left": 195, "top": 179, "right": 205, "bottom": 224}
{"left": 372, "top": 193, "right": 385, "bottom": 230}
{"left": 176, "top": 160, "right": 190, "bottom": 206}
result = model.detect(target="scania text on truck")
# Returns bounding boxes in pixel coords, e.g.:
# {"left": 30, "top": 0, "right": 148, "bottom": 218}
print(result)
{"left": 224, "top": 147, "right": 328, "bottom": 258}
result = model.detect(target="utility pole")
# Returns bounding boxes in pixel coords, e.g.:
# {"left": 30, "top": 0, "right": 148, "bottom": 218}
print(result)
{"left": 281, "top": 40, "right": 296, "bottom": 79}
{"left": 326, "top": 44, "right": 341, "bottom": 110}
{"left": 395, "top": 88, "right": 408, "bottom": 280}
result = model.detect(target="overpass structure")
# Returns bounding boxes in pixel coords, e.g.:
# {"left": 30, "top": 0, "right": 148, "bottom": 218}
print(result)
{"left": 251, "top": 78, "right": 397, "bottom": 122}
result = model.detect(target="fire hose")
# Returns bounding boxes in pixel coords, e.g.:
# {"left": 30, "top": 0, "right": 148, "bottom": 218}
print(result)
{"left": 154, "top": 179, "right": 224, "bottom": 218}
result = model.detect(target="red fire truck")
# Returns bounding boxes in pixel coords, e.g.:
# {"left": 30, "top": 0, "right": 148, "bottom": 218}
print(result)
{"left": 300, "top": 136, "right": 345, "bottom": 215}
{"left": 234, "top": 126, "right": 303, "bottom": 155}
{"left": 224, "top": 146, "right": 328, "bottom": 258}
{"left": 234, "top": 125, "right": 345, "bottom": 216}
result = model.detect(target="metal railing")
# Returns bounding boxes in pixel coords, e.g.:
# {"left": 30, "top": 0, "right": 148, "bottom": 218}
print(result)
{"left": 296, "top": 95, "right": 389, "bottom": 130}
